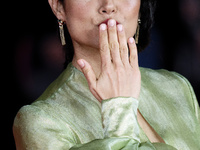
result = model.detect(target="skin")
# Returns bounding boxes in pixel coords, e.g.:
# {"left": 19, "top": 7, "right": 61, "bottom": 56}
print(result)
{"left": 49, "top": 0, "right": 165, "bottom": 144}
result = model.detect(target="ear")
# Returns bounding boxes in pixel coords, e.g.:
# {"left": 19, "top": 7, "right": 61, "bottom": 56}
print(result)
{"left": 48, "top": 0, "right": 66, "bottom": 21}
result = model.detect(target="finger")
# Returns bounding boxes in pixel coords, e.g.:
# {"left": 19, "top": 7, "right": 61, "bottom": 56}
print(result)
{"left": 77, "top": 59, "right": 102, "bottom": 101}
{"left": 107, "top": 19, "right": 121, "bottom": 65}
{"left": 117, "top": 24, "right": 129, "bottom": 66}
{"left": 77, "top": 59, "right": 97, "bottom": 90}
{"left": 128, "top": 37, "right": 139, "bottom": 68}
{"left": 99, "top": 24, "right": 111, "bottom": 68}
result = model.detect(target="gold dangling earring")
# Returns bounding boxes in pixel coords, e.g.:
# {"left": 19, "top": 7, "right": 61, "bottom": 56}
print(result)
{"left": 58, "top": 20, "right": 66, "bottom": 45}
{"left": 135, "top": 19, "right": 141, "bottom": 44}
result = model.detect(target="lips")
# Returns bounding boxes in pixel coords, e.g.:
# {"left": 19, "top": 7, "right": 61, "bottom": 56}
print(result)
{"left": 98, "top": 19, "right": 120, "bottom": 26}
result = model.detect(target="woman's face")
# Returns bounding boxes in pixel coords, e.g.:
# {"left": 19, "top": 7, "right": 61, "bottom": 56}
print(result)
{"left": 62, "top": 0, "right": 141, "bottom": 49}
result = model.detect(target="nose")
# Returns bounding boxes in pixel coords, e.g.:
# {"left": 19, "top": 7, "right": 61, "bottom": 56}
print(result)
{"left": 99, "top": 0, "right": 117, "bottom": 15}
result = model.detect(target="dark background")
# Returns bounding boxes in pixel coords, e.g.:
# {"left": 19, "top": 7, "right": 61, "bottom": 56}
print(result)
{"left": 5, "top": 0, "right": 200, "bottom": 149}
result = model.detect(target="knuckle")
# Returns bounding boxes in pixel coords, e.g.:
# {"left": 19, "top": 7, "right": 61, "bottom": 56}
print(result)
{"left": 109, "top": 42, "right": 119, "bottom": 51}
{"left": 102, "top": 62, "right": 109, "bottom": 70}
{"left": 83, "top": 66, "right": 91, "bottom": 75}
{"left": 102, "top": 66, "right": 112, "bottom": 76}
{"left": 130, "top": 54, "right": 136, "bottom": 60}
{"left": 100, "top": 44, "right": 109, "bottom": 53}
{"left": 116, "top": 65, "right": 124, "bottom": 75}
{"left": 104, "top": 66, "right": 111, "bottom": 74}
{"left": 130, "top": 50, "right": 137, "bottom": 60}
{"left": 83, "top": 68, "right": 90, "bottom": 76}
{"left": 119, "top": 45, "right": 127, "bottom": 52}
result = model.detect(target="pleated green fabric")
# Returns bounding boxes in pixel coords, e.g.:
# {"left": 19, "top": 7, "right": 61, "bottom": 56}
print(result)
{"left": 13, "top": 63, "right": 200, "bottom": 150}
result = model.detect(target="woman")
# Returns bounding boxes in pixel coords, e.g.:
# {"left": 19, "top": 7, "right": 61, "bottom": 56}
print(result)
{"left": 13, "top": 0, "right": 200, "bottom": 149}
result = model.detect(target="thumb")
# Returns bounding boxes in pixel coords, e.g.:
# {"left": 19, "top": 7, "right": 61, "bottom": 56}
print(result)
{"left": 77, "top": 59, "right": 101, "bottom": 100}
{"left": 77, "top": 59, "right": 96, "bottom": 85}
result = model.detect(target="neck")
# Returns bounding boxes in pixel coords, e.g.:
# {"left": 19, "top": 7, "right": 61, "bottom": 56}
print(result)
{"left": 72, "top": 42, "right": 101, "bottom": 77}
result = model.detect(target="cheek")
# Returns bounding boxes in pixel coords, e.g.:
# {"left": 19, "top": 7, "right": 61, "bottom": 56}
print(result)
{"left": 65, "top": 3, "right": 88, "bottom": 23}
{"left": 64, "top": 2, "right": 90, "bottom": 37}
{"left": 63, "top": 1, "right": 99, "bottom": 47}
{"left": 125, "top": 0, "right": 140, "bottom": 12}
{"left": 64, "top": 0, "right": 95, "bottom": 23}
{"left": 123, "top": 0, "right": 140, "bottom": 20}
{"left": 122, "top": 0, "right": 141, "bottom": 37}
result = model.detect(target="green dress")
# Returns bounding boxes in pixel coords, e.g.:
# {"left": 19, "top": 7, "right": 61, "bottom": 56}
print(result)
{"left": 13, "top": 63, "right": 200, "bottom": 150}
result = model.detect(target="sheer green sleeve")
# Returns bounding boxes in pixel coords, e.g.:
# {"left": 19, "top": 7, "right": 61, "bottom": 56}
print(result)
{"left": 13, "top": 98, "right": 176, "bottom": 150}
{"left": 70, "top": 97, "right": 177, "bottom": 150}
{"left": 175, "top": 72, "right": 200, "bottom": 123}
{"left": 13, "top": 105, "right": 79, "bottom": 150}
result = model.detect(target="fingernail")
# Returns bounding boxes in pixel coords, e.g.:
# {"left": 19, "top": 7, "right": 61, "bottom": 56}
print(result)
{"left": 128, "top": 37, "right": 134, "bottom": 44}
{"left": 117, "top": 24, "right": 123, "bottom": 32}
{"left": 100, "top": 24, "right": 107, "bottom": 30}
{"left": 108, "top": 19, "right": 116, "bottom": 27}
{"left": 77, "top": 59, "right": 85, "bottom": 68}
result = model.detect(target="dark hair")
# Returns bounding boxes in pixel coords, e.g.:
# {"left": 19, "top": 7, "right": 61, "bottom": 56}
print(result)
{"left": 138, "top": 0, "right": 157, "bottom": 51}
{"left": 63, "top": 0, "right": 157, "bottom": 68}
